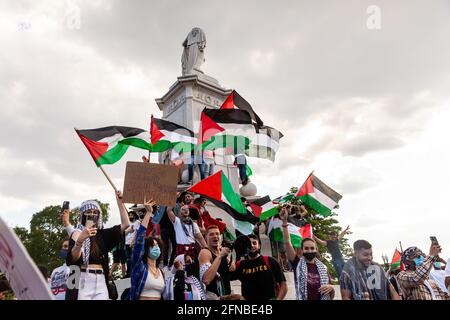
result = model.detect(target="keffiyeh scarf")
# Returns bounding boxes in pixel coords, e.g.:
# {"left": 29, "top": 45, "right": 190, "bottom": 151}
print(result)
{"left": 295, "top": 256, "right": 331, "bottom": 300}
{"left": 75, "top": 200, "right": 103, "bottom": 266}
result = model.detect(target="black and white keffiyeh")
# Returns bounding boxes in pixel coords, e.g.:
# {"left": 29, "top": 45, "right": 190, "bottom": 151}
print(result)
{"left": 75, "top": 200, "right": 103, "bottom": 266}
{"left": 295, "top": 256, "right": 331, "bottom": 300}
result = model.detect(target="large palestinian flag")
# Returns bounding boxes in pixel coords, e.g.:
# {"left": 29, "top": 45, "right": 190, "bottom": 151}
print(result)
{"left": 220, "top": 91, "right": 283, "bottom": 161}
{"left": 247, "top": 125, "right": 283, "bottom": 162}
{"left": 150, "top": 116, "right": 197, "bottom": 153}
{"left": 199, "top": 108, "right": 256, "bottom": 152}
{"left": 220, "top": 90, "right": 264, "bottom": 125}
{"left": 248, "top": 196, "right": 278, "bottom": 221}
{"left": 75, "top": 126, "right": 151, "bottom": 166}
{"left": 296, "top": 173, "right": 342, "bottom": 217}
{"left": 188, "top": 171, "right": 259, "bottom": 224}
{"left": 268, "top": 218, "right": 313, "bottom": 248}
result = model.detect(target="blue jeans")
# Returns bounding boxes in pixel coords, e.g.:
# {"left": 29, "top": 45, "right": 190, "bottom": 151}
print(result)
{"left": 332, "top": 258, "right": 345, "bottom": 279}
{"left": 188, "top": 155, "right": 205, "bottom": 181}
{"left": 235, "top": 155, "right": 247, "bottom": 181}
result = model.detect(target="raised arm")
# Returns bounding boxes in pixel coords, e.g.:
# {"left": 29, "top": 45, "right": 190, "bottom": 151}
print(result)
{"left": 313, "top": 234, "right": 327, "bottom": 246}
{"left": 142, "top": 198, "right": 155, "bottom": 229}
{"left": 167, "top": 205, "right": 176, "bottom": 223}
{"left": 198, "top": 247, "right": 230, "bottom": 285}
{"left": 195, "top": 231, "right": 207, "bottom": 249}
{"left": 397, "top": 243, "right": 441, "bottom": 287}
{"left": 338, "top": 225, "right": 350, "bottom": 240}
{"left": 115, "top": 191, "right": 130, "bottom": 232}
{"left": 280, "top": 207, "right": 297, "bottom": 263}
{"left": 61, "top": 209, "right": 75, "bottom": 236}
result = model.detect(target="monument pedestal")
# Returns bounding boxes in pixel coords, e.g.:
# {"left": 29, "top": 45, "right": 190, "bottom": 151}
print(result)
{"left": 156, "top": 72, "right": 245, "bottom": 194}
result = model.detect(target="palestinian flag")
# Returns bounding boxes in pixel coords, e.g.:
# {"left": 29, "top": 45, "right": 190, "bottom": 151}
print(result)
{"left": 247, "top": 125, "right": 283, "bottom": 162}
{"left": 188, "top": 171, "right": 259, "bottom": 224}
{"left": 199, "top": 108, "right": 256, "bottom": 152}
{"left": 268, "top": 218, "right": 313, "bottom": 248}
{"left": 223, "top": 228, "right": 236, "bottom": 242}
{"left": 232, "top": 219, "right": 254, "bottom": 236}
{"left": 272, "top": 193, "right": 295, "bottom": 205}
{"left": 150, "top": 116, "right": 197, "bottom": 153}
{"left": 220, "top": 90, "right": 263, "bottom": 125}
{"left": 390, "top": 249, "right": 404, "bottom": 270}
{"left": 249, "top": 196, "right": 278, "bottom": 221}
{"left": 246, "top": 164, "right": 253, "bottom": 178}
{"left": 202, "top": 210, "right": 227, "bottom": 234}
{"left": 75, "top": 126, "right": 151, "bottom": 166}
{"left": 296, "top": 173, "right": 342, "bottom": 217}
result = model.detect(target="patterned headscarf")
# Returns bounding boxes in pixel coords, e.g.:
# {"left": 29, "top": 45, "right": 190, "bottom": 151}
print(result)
{"left": 401, "top": 246, "right": 422, "bottom": 270}
{"left": 77, "top": 200, "right": 104, "bottom": 266}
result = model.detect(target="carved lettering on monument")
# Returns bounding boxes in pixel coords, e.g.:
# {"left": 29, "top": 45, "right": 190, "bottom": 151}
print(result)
{"left": 166, "top": 95, "right": 186, "bottom": 115}
{"left": 194, "top": 91, "right": 222, "bottom": 107}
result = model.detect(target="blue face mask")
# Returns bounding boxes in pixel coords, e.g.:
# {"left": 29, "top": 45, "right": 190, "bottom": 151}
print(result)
{"left": 60, "top": 249, "right": 69, "bottom": 260}
{"left": 434, "top": 262, "right": 441, "bottom": 269}
{"left": 413, "top": 255, "right": 425, "bottom": 267}
{"left": 149, "top": 246, "right": 161, "bottom": 260}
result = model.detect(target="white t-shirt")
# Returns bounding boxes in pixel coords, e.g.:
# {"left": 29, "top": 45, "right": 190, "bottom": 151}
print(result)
{"left": 430, "top": 269, "right": 448, "bottom": 293}
{"left": 50, "top": 264, "right": 70, "bottom": 300}
{"left": 173, "top": 216, "right": 199, "bottom": 245}
{"left": 125, "top": 220, "right": 141, "bottom": 245}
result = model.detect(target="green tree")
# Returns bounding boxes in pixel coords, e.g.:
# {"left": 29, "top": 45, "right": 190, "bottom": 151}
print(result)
{"left": 14, "top": 200, "right": 110, "bottom": 273}
{"left": 287, "top": 186, "right": 352, "bottom": 279}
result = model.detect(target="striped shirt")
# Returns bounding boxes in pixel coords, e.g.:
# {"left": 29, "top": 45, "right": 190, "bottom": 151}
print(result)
{"left": 397, "top": 255, "right": 449, "bottom": 300}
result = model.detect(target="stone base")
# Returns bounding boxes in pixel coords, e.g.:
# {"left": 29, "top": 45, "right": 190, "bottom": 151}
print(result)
{"left": 239, "top": 181, "right": 257, "bottom": 197}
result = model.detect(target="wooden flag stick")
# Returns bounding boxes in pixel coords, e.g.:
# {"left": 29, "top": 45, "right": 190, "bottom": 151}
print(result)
{"left": 99, "top": 166, "right": 118, "bottom": 193}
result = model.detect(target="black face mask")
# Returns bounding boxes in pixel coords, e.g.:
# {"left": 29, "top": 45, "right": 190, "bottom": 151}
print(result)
{"left": 248, "top": 250, "right": 259, "bottom": 258}
{"left": 303, "top": 252, "right": 317, "bottom": 261}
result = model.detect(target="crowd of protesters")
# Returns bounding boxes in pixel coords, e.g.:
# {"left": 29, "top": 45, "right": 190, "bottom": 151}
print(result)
{"left": 15, "top": 187, "right": 442, "bottom": 302}
{"left": 2, "top": 186, "right": 449, "bottom": 301}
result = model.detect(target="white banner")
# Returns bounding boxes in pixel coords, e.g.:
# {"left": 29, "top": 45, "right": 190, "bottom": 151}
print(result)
{"left": 0, "top": 216, "right": 53, "bottom": 300}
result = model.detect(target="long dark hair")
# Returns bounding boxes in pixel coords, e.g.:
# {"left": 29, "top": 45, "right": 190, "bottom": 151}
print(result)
{"left": 142, "top": 236, "right": 163, "bottom": 266}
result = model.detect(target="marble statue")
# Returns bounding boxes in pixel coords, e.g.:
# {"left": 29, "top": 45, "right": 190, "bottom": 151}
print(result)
{"left": 181, "top": 27, "right": 206, "bottom": 75}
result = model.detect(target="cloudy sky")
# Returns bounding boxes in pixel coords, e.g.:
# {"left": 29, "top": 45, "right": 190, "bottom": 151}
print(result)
{"left": 1, "top": 0, "right": 450, "bottom": 262}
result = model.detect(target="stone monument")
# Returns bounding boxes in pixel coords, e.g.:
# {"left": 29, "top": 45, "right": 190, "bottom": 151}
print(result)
{"left": 156, "top": 27, "right": 254, "bottom": 195}
{"left": 155, "top": 27, "right": 263, "bottom": 249}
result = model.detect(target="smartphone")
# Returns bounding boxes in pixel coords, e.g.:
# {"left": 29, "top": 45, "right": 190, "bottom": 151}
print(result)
{"left": 85, "top": 220, "right": 96, "bottom": 229}
{"left": 61, "top": 201, "right": 70, "bottom": 214}
{"left": 430, "top": 236, "right": 439, "bottom": 245}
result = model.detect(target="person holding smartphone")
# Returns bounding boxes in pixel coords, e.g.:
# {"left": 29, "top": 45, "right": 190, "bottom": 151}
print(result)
{"left": 66, "top": 191, "right": 130, "bottom": 300}
{"left": 397, "top": 239, "right": 449, "bottom": 300}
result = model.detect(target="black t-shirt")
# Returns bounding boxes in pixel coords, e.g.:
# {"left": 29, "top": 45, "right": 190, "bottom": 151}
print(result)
{"left": 67, "top": 225, "right": 121, "bottom": 267}
{"left": 326, "top": 240, "right": 343, "bottom": 260}
{"left": 65, "top": 225, "right": 121, "bottom": 300}
{"left": 234, "top": 256, "right": 286, "bottom": 300}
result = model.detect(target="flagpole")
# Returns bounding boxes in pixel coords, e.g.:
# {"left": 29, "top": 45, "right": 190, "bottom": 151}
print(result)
{"left": 399, "top": 241, "right": 404, "bottom": 253}
{"left": 99, "top": 166, "right": 118, "bottom": 193}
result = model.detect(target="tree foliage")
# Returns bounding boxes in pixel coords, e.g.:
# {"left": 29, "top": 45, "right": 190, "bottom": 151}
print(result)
{"left": 13, "top": 200, "right": 110, "bottom": 273}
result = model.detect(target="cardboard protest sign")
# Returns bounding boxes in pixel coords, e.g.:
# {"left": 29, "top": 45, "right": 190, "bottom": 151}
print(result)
{"left": 0, "top": 217, "right": 53, "bottom": 300}
{"left": 122, "top": 162, "right": 178, "bottom": 207}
